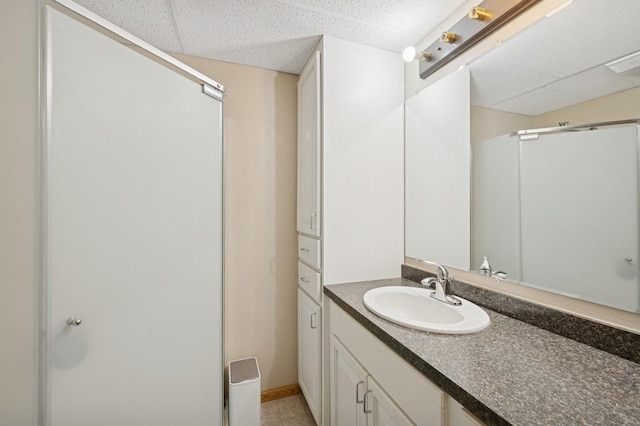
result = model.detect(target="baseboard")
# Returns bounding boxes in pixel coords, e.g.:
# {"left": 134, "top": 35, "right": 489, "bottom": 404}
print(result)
{"left": 261, "top": 383, "right": 301, "bottom": 403}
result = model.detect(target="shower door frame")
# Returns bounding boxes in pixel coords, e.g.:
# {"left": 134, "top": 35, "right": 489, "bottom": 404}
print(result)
{"left": 38, "top": 1, "right": 226, "bottom": 424}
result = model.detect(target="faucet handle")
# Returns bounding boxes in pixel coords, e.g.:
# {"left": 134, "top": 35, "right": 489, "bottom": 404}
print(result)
{"left": 492, "top": 271, "right": 507, "bottom": 281}
{"left": 421, "top": 277, "right": 438, "bottom": 289}
{"left": 417, "top": 259, "right": 449, "bottom": 281}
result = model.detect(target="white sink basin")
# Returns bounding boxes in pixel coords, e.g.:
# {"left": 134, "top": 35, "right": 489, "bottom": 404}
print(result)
{"left": 363, "top": 286, "right": 490, "bottom": 334}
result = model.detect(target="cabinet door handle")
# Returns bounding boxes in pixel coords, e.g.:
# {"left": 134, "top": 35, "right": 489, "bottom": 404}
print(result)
{"left": 363, "top": 390, "right": 372, "bottom": 414}
{"left": 310, "top": 213, "right": 317, "bottom": 231}
{"left": 300, "top": 276, "right": 309, "bottom": 283}
{"left": 310, "top": 312, "right": 318, "bottom": 329}
{"left": 300, "top": 247, "right": 310, "bottom": 253}
{"left": 356, "top": 381, "right": 365, "bottom": 404}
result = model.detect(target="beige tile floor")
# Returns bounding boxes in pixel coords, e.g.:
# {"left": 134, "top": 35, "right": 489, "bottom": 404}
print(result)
{"left": 261, "top": 393, "right": 316, "bottom": 426}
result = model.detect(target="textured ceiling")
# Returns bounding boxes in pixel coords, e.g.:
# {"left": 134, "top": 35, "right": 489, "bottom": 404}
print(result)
{"left": 73, "top": 0, "right": 467, "bottom": 74}
{"left": 71, "top": 0, "right": 640, "bottom": 116}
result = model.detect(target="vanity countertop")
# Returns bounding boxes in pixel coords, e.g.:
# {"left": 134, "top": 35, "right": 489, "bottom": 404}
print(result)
{"left": 324, "top": 278, "right": 640, "bottom": 426}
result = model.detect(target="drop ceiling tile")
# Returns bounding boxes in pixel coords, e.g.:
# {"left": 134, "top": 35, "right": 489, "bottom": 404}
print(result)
{"left": 470, "top": 57, "right": 557, "bottom": 107}
{"left": 488, "top": 0, "right": 640, "bottom": 78}
{"left": 74, "top": 0, "right": 183, "bottom": 53}
{"left": 65, "top": 0, "right": 640, "bottom": 77}
{"left": 546, "top": 65, "right": 640, "bottom": 100}
{"left": 491, "top": 87, "right": 589, "bottom": 116}
{"left": 282, "top": 0, "right": 466, "bottom": 37}
{"left": 172, "top": 0, "right": 419, "bottom": 73}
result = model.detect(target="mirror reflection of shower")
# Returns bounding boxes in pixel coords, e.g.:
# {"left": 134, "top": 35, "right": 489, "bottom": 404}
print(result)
{"left": 472, "top": 122, "right": 640, "bottom": 313}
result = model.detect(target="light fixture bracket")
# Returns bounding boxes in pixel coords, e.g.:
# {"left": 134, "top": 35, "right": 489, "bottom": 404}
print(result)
{"left": 418, "top": 0, "right": 542, "bottom": 79}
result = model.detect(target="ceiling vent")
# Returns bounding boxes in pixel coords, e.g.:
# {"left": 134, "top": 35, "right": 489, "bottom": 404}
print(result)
{"left": 606, "top": 50, "right": 640, "bottom": 76}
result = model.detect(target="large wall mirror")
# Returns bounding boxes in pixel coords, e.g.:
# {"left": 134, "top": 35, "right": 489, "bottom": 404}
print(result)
{"left": 406, "top": 0, "right": 640, "bottom": 314}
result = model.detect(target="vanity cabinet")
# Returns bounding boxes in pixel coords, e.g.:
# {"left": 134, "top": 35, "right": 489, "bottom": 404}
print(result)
{"left": 296, "top": 35, "right": 404, "bottom": 425}
{"left": 329, "top": 299, "right": 485, "bottom": 426}
{"left": 331, "top": 337, "right": 367, "bottom": 426}
{"left": 366, "top": 376, "right": 413, "bottom": 426}
{"left": 330, "top": 300, "right": 444, "bottom": 425}
{"left": 448, "top": 398, "right": 485, "bottom": 426}
{"left": 331, "top": 336, "right": 411, "bottom": 426}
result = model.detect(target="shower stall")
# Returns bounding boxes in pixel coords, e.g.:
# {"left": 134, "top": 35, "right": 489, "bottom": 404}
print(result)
{"left": 42, "top": 2, "right": 224, "bottom": 425}
{"left": 473, "top": 121, "right": 640, "bottom": 313}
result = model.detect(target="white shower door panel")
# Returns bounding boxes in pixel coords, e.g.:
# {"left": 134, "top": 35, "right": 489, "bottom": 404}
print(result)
{"left": 46, "top": 8, "right": 223, "bottom": 426}
{"left": 520, "top": 126, "right": 639, "bottom": 312}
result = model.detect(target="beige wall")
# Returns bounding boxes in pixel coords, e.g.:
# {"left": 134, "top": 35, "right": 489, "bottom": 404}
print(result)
{"left": 172, "top": 53, "right": 299, "bottom": 391}
{"left": 471, "top": 85, "right": 640, "bottom": 144}
{"left": 470, "top": 106, "right": 532, "bottom": 144}
{"left": 0, "top": 1, "right": 39, "bottom": 425}
{"left": 531, "top": 86, "right": 640, "bottom": 128}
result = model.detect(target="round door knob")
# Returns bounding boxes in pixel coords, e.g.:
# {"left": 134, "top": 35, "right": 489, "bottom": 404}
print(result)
{"left": 67, "top": 317, "right": 82, "bottom": 326}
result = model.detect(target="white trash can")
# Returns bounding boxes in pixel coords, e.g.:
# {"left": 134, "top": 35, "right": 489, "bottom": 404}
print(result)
{"left": 228, "top": 357, "right": 261, "bottom": 426}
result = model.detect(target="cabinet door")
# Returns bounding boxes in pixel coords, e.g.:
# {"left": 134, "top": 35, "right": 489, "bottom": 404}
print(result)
{"left": 365, "top": 377, "right": 413, "bottom": 426}
{"left": 331, "top": 337, "right": 367, "bottom": 426}
{"left": 448, "top": 397, "right": 485, "bottom": 426}
{"left": 298, "top": 289, "right": 322, "bottom": 424}
{"left": 297, "top": 51, "right": 321, "bottom": 237}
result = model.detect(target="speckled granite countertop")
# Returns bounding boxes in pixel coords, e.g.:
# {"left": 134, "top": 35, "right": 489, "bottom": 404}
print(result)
{"left": 324, "top": 278, "right": 640, "bottom": 426}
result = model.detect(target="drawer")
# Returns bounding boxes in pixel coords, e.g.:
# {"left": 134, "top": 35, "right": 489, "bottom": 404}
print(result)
{"left": 298, "top": 261, "right": 322, "bottom": 302}
{"left": 298, "top": 234, "right": 321, "bottom": 269}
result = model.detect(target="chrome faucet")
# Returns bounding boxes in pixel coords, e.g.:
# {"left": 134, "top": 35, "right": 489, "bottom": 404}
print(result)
{"left": 418, "top": 260, "right": 461, "bottom": 306}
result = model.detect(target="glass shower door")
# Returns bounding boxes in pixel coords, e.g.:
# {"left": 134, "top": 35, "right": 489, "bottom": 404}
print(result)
{"left": 520, "top": 126, "right": 639, "bottom": 312}
{"left": 472, "top": 134, "right": 521, "bottom": 280}
{"left": 45, "top": 7, "right": 223, "bottom": 425}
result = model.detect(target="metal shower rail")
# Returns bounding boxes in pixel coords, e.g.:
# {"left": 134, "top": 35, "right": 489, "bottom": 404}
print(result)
{"left": 510, "top": 118, "right": 640, "bottom": 138}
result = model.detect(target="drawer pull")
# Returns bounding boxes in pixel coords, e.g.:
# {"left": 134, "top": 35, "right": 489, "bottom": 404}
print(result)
{"left": 300, "top": 276, "right": 309, "bottom": 283}
{"left": 300, "top": 247, "right": 310, "bottom": 253}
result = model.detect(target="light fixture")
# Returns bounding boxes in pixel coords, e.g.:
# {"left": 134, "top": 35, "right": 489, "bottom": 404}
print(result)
{"left": 402, "top": 46, "right": 431, "bottom": 63}
{"left": 416, "top": 0, "right": 541, "bottom": 79}
{"left": 606, "top": 50, "right": 640, "bottom": 75}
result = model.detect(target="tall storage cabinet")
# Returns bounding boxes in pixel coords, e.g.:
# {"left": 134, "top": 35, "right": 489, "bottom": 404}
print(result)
{"left": 297, "top": 50, "right": 323, "bottom": 425}
{"left": 297, "top": 35, "right": 404, "bottom": 425}
{"left": 297, "top": 51, "right": 322, "bottom": 238}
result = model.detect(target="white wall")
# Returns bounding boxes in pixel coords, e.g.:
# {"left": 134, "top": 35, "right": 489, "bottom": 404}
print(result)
{"left": 0, "top": 1, "right": 39, "bottom": 425}
{"left": 405, "top": 67, "right": 470, "bottom": 270}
